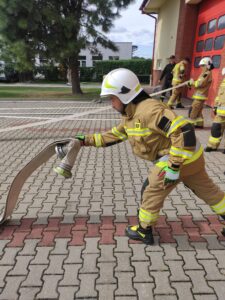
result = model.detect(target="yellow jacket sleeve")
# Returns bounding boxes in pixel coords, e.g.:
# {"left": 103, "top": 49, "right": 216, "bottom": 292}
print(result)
{"left": 84, "top": 121, "right": 128, "bottom": 147}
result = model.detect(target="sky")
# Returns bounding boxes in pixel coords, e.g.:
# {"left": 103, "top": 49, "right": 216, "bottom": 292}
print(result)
{"left": 108, "top": 1, "right": 155, "bottom": 58}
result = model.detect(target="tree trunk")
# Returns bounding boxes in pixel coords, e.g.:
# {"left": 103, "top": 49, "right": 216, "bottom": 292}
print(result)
{"left": 70, "top": 59, "right": 82, "bottom": 94}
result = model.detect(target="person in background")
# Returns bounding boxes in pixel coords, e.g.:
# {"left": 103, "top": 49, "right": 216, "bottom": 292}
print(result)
{"left": 188, "top": 57, "right": 213, "bottom": 129}
{"left": 159, "top": 55, "right": 176, "bottom": 102}
{"left": 205, "top": 67, "right": 225, "bottom": 152}
{"left": 167, "top": 57, "right": 191, "bottom": 109}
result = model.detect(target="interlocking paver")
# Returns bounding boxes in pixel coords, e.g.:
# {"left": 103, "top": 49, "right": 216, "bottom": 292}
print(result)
{"left": 152, "top": 271, "right": 176, "bottom": 295}
{"left": 58, "top": 286, "right": 79, "bottom": 300}
{"left": 115, "top": 272, "right": 136, "bottom": 296}
{"left": 172, "top": 282, "right": 193, "bottom": 300}
{"left": 19, "top": 287, "right": 40, "bottom": 300}
{"left": 0, "top": 276, "right": 25, "bottom": 300}
{"left": 186, "top": 270, "right": 214, "bottom": 294}
{"left": 0, "top": 99, "right": 225, "bottom": 300}
{"left": 97, "top": 262, "right": 116, "bottom": 284}
{"left": 22, "top": 264, "right": 47, "bottom": 287}
{"left": 75, "top": 273, "right": 98, "bottom": 298}
{"left": 36, "top": 274, "right": 62, "bottom": 299}
{"left": 59, "top": 264, "right": 81, "bottom": 286}
{"left": 9, "top": 255, "right": 33, "bottom": 276}
{"left": 166, "top": 260, "right": 190, "bottom": 281}
{"left": 96, "top": 284, "right": 117, "bottom": 300}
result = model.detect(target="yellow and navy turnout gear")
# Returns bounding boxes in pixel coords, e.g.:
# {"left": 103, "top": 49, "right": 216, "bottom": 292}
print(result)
{"left": 206, "top": 77, "right": 225, "bottom": 150}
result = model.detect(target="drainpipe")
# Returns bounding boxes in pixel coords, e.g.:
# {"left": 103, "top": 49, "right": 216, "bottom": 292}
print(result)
{"left": 147, "top": 14, "right": 157, "bottom": 85}
{"left": 141, "top": 11, "right": 157, "bottom": 85}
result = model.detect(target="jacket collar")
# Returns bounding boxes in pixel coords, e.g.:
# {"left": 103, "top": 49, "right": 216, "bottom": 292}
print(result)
{"left": 123, "top": 102, "right": 137, "bottom": 119}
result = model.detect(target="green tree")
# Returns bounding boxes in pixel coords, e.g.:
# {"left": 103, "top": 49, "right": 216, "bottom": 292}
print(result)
{"left": 0, "top": 0, "right": 135, "bottom": 94}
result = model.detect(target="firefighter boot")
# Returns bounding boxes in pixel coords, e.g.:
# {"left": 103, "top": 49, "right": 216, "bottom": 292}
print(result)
{"left": 125, "top": 224, "right": 154, "bottom": 245}
{"left": 176, "top": 103, "right": 185, "bottom": 109}
{"left": 221, "top": 215, "right": 225, "bottom": 236}
{"left": 204, "top": 146, "right": 217, "bottom": 152}
{"left": 55, "top": 143, "right": 69, "bottom": 159}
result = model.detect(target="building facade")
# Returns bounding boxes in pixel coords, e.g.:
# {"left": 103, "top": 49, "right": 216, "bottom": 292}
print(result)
{"left": 78, "top": 42, "right": 133, "bottom": 67}
{"left": 141, "top": 0, "right": 225, "bottom": 106}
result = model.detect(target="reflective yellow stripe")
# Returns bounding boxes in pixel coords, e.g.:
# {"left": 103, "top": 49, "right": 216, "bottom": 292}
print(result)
{"left": 209, "top": 136, "right": 222, "bottom": 145}
{"left": 217, "top": 106, "right": 225, "bottom": 116}
{"left": 139, "top": 208, "right": 159, "bottom": 224}
{"left": 135, "top": 83, "right": 141, "bottom": 92}
{"left": 104, "top": 78, "right": 117, "bottom": 90}
{"left": 94, "top": 133, "right": 102, "bottom": 147}
{"left": 156, "top": 144, "right": 203, "bottom": 167}
{"left": 112, "top": 127, "right": 127, "bottom": 141}
{"left": 183, "top": 145, "right": 203, "bottom": 165}
{"left": 167, "top": 116, "right": 187, "bottom": 137}
{"left": 170, "top": 146, "right": 194, "bottom": 159}
{"left": 193, "top": 94, "right": 207, "bottom": 100}
{"left": 211, "top": 195, "right": 225, "bottom": 214}
{"left": 173, "top": 78, "right": 182, "bottom": 83}
{"left": 126, "top": 128, "right": 152, "bottom": 137}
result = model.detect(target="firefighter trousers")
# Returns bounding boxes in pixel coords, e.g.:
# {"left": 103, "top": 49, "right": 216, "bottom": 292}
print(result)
{"left": 189, "top": 99, "right": 205, "bottom": 127}
{"left": 140, "top": 152, "right": 225, "bottom": 228}
{"left": 167, "top": 86, "right": 182, "bottom": 107}
{"left": 207, "top": 115, "right": 225, "bottom": 149}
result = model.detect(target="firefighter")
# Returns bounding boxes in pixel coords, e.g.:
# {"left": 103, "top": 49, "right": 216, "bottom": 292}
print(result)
{"left": 205, "top": 68, "right": 225, "bottom": 152}
{"left": 159, "top": 55, "right": 176, "bottom": 102}
{"left": 167, "top": 57, "right": 190, "bottom": 109}
{"left": 188, "top": 57, "right": 213, "bottom": 128}
{"left": 55, "top": 68, "right": 225, "bottom": 244}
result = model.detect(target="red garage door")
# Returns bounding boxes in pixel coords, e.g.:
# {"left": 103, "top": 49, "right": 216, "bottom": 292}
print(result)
{"left": 188, "top": 0, "right": 225, "bottom": 106}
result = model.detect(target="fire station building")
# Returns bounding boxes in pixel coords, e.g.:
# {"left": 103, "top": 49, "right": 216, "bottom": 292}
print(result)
{"left": 141, "top": 0, "right": 225, "bottom": 106}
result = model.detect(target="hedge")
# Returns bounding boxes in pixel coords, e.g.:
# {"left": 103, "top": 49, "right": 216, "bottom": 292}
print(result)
{"left": 94, "top": 59, "right": 152, "bottom": 83}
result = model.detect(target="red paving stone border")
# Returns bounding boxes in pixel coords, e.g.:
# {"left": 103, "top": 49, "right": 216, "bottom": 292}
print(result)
{"left": 0, "top": 215, "right": 224, "bottom": 246}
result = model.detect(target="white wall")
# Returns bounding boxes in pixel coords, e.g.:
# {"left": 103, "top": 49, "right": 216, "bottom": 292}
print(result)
{"left": 154, "top": 0, "right": 180, "bottom": 70}
{"left": 79, "top": 42, "right": 132, "bottom": 67}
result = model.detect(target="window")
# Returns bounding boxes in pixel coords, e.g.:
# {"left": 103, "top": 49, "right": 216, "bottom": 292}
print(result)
{"left": 92, "top": 55, "right": 102, "bottom": 60}
{"left": 198, "top": 23, "right": 206, "bottom": 36}
{"left": 212, "top": 55, "right": 221, "bottom": 68}
{"left": 196, "top": 40, "right": 204, "bottom": 52}
{"left": 109, "top": 56, "right": 119, "bottom": 60}
{"left": 78, "top": 56, "right": 86, "bottom": 60}
{"left": 204, "top": 38, "right": 213, "bottom": 51}
{"left": 207, "top": 19, "right": 217, "bottom": 33}
{"left": 214, "top": 35, "right": 225, "bottom": 50}
{"left": 194, "top": 57, "right": 201, "bottom": 68}
{"left": 218, "top": 15, "right": 225, "bottom": 30}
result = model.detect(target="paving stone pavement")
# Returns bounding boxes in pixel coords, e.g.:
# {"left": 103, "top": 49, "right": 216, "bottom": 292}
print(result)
{"left": 0, "top": 98, "right": 225, "bottom": 300}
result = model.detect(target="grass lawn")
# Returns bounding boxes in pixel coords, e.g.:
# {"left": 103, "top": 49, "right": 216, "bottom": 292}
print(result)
{"left": 0, "top": 86, "right": 101, "bottom": 100}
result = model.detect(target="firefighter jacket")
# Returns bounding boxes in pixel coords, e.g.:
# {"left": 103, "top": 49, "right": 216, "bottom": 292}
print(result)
{"left": 215, "top": 78, "right": 225, "bottom": 117}
{"left": 85, "top": 98, "right": 198, "bottom": 170}
{"left": 171, "top": 60, "right": 186, "bottom": 86}
{"left": 192, "top": 70, "right": 212, "bottom": 101}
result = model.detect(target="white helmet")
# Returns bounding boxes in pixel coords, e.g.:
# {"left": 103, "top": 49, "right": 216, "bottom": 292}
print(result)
{"left": 100, "top": 68, "right": 143, "bottom": 104}
{"left": 199, "top": 57, "right": 212, "bottom": 69}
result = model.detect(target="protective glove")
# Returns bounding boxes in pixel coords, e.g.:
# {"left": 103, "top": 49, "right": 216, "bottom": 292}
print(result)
{"left": 187, "top": 78, "right": 194, "bottom": 88}
{"left": 213, "top": 106, "right": 217, "bottom": 115}
{"left": 158, "top": 166, "right": 180, "bottom": 187}
{"left": 75, "top": 134, "right": 85, "bottom": 146}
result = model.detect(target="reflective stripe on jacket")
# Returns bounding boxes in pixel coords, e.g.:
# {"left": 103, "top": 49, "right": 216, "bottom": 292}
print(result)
{"left": 85, "top": 98, "right": 197, "bottom": 169}
{"left": 192, "top": 70, "right": 212, "bottom": 101}
{"left": 172, "top": 61, "right": 186, "bottom": 86}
